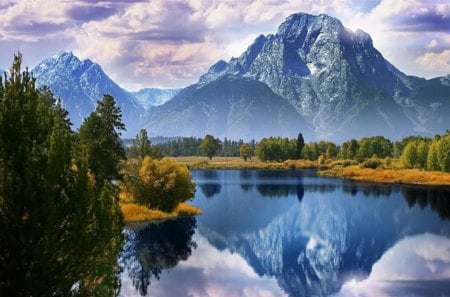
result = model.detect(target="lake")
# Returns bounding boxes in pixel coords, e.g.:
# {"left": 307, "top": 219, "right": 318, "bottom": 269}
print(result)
{"left": 119, "top": 169, "right": 450, "bottom": 297}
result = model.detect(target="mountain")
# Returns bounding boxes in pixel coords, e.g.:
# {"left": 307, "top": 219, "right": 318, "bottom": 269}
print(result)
{"left": 144, "top": 12, "right": 450, "bottom": 141}
{"left": 131, "top": 88, "right": 180, "bottom": 109}
{"left": 32, "top": 51, "right": 144, "bottom": 137}
{"left": 143, "top": 76, "right": 313, "bottom": 140}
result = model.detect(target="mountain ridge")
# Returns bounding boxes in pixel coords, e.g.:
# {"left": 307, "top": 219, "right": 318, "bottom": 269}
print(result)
{"left": 22, "top": 12, "right": 450, "bottom": 141}
{"left": 191, "top": 12, "right": 450, "bottom": 141}
{"left": 32, "top": 51, "right": 144, "bottom": 136}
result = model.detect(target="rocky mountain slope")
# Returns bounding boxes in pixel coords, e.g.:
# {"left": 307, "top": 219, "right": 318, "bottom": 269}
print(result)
{"left": 32, "top": 51, "right": 143, "bottom": 137}
{"left": 143, "top": 76, "right": 313, "bottom": 140}
{"left": 145, "top": 12, "right": 449, "bottom": 141}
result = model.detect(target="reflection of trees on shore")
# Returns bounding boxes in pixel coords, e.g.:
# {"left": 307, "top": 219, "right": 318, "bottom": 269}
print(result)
{"left": 199, "top": 170, "right": 218, "bottom": 180}
{"left": 240, "top": 184, "right": 254, "bottom": 191}
{"left": 240, "top": 170, "right": 254, "bottom": 180}
{"left": 342, "top": 182, "right": 393, "bottom": 198}
{"left": 120, "top": 218, "right": 197, "bottom": 296}
{"left": 256, "top": 183, "right": 335, "bottom": 198}
{"left": 200, "top": 183, "right": 222, "bottom": 198}
{"left": 402, "top": 187, "right": 450, "bottom": 220}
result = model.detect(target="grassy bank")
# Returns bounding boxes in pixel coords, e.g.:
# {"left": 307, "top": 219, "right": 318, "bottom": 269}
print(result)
{"left": 173, "top": 156, "right": 317, "bottom": 169}
{"left": 319, "top": 165, "right": 450, "bottom": 186}
{"left": 120, "top": 201, "right": 202, "bottom": 222}
{"left": 178, "top": 156, "right": 450, "bottom": 186}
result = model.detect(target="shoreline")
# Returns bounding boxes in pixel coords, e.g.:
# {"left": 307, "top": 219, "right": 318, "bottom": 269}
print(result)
{"left": 120, "top": 201, "right": 202, "bottom": 223}
{"left": 172, "top": 157, "right": 450, "bottom": 187}
{"left": 318, "top": 165, "right": 450, "bottom": 187}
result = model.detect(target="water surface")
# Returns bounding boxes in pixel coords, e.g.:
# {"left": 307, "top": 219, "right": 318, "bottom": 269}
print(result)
{"left": 119, "top": 169, "right": 450, "bottom": 297}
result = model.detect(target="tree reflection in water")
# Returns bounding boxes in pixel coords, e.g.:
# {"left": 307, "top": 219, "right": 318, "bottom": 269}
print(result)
{"left": 120, "top": 217, "right": 197, "bottom": 296}
{"left": 402, "top": 186, "right": 450, "bottom": 220}
{"left": 200, "top": 183, "right": 222, "bottom": 198}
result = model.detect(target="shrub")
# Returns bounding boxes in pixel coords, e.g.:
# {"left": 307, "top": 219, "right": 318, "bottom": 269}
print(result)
{"left": 123, "top": 157, "right": 196, "bottom": 212}
{"left": 342, "top": 160, "right": 358, "bottom": 167}
{"left": 360, "top": 158, "right": 382, "bottom": 169}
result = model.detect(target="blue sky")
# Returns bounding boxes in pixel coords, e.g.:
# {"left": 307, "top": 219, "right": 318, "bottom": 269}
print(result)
{"left": 0, "top": 0, "right": 449, "bottom": 90}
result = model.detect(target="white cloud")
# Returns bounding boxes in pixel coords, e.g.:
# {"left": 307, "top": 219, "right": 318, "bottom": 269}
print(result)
{"left": 119, "top": 233, "right": 287, "bottom": 297}
{"left": 1, "top": 0, "right": 449, "bottom": 88}
{"left": 416, "top": 50, "right": 450, "bottom": 76}
{"left": 333, "top": 233, "right": 450, "bottom": 297}
{"left": 436, "top": 3, "right": 450, "bottom": 17}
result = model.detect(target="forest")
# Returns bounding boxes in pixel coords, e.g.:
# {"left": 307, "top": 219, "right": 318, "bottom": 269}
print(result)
{"left": 128, "top": 131, "right": 450, "bottom": 173}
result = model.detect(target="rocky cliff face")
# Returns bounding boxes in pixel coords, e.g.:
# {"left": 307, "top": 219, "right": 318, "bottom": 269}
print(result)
{"left": 196, "top": 13, "right": 449, "bottom": 141}
{"left": 32, "top": 51, "right": 143, "bottom": 136}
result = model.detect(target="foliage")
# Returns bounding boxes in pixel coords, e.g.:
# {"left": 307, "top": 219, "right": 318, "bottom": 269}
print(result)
{"left": 355, "top": 136, "right": 393, "bottom": 160}
{"left": 200, "top": 134, "right": 221, "bottom": 160}
{"left": 0, "top": 54, "right": 123, "bottom": 296}
{"left": 239, "top": 143, "right": 253, "bottom": 161}
{"left": 360, "top": 158, "right": 383, "bottom": 169}
{"left": 319, "top": 165, "right": 450, "bottom": 186}
{"left": 256, "top": 137, "right": 297, "bottom": 161}
{"left": 339, "top": 139, "right": 359, "bottom": 159}
{"left": 155, "top": 137, "right": 255, "bottom": 157}
{"left": 77, "top": 94, "right": 126, "bottom": 186}
{"left": 401, "top": 141, "right": 418, "bottom": 168}
{"left": 296, "top": 133, "right": 305, "bottom": 159}
{"left": 399, "top": 134, "right": 450, "bottom": 172}
{"left": 127, "top": 129, "right": 162, "bottom": 159}
{"left": 437, "top": 134, "right": 450, "bottom": 172}
{"left": 122, "top": 157, "right": 196, "bottom": 212}
{"left": 302, "top": 141, "right": 338, "bottom": 160}
{"left": 174, "top": 156, "right": 316, "bottom": 169}
{"left": 427, "top": 140, "right": 441, "bottom": 171}
{"left": 120, "top": 202, "right": 201, "bottom": 222}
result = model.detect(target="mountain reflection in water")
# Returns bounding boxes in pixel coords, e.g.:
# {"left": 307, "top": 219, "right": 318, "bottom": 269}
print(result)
{"left": 119, "top": 169, "right": 450, "bottom": 297}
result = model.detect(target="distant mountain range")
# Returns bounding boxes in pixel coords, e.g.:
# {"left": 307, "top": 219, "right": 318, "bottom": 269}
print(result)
{"left": 30, "top": 52, "right": 179, "bottom": 137}
{"left": 15, "top": 12, "right": 449, "bottom": 141}
{"left": 131, "top": 88, "right": 180, "bottom": 110}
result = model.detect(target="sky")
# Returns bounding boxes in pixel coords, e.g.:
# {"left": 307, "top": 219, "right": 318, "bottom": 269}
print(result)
{"left": 0, "top": 0, "right": 449, "bottom": 90}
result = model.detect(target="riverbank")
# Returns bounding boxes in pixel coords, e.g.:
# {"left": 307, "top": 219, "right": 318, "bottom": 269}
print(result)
{"left": 175, "top": 156, "right": 450, "bottom": 186}
{"left": 173, "top": 156, "right": 317, "bottom": 169}
{"left": 319, "top": 165, "right": 450, "bottom": 186}
{"left": 120, "top": 202, "right": 202, "bottom": 222}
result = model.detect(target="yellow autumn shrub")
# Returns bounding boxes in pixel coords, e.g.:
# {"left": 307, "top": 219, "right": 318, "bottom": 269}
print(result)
{"left": 123, "top": 157, "right": 196, "bottom": 212}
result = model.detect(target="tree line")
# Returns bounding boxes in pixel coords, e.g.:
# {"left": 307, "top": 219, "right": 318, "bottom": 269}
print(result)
{"left": 128, "top": 130, "right": 450, "bottom": 173}
{"left": 137, "top": 136, "right": 255, "bottom": 158}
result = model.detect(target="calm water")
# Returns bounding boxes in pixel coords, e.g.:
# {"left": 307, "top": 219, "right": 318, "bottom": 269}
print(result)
{"left": 119, "top": 169, "right": 450, "bottom": 297}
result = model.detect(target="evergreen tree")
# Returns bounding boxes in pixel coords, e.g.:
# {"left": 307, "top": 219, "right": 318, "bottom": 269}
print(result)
{"left": 128, "top": 129, "right": 161, "bottom": 159}
{"left": 0, "top": 54, "right": 123, "bottom": 296}
{"left": 296, "top": 133, "right": 304, "bottom": 159}
{"left": 77, "top": 94, "right": 126, "bottom": 185}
